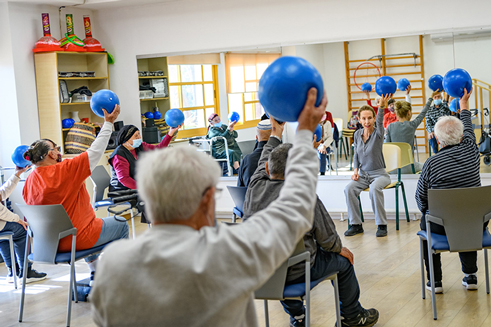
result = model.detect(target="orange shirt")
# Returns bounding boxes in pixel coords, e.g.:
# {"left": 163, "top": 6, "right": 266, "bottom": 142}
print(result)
{"left": 22, "top": 152, "right": 103, "bottom": 252}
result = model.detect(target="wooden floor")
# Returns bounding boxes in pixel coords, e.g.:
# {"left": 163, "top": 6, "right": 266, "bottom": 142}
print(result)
{"left": 1, "top": 219, "right": 490, "bottom": 326}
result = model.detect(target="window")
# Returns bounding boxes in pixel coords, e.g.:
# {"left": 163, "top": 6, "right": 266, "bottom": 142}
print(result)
{"left": 168, "top": 64, "right": 219, "bottom": 138}
{"left": 225, "top": 53, "right": 280, "bottom": 129}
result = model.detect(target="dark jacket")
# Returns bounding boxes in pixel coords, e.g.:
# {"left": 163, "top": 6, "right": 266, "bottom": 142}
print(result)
{"left": 108, "top": 145, "right": 143, "bottom": 191}
{"left": 237, "top": 140, "right": 267, "bottom": 188}
{"left": 243, "top": 137, "right": 342, "bottom": 281}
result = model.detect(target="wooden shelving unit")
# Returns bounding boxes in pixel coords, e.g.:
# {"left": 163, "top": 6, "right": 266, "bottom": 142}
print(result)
{"left": 137, "top": 57, "right": 170, "bottom": 119}
{"left": 34, "top": 51, "right": 109, "bottom": 154}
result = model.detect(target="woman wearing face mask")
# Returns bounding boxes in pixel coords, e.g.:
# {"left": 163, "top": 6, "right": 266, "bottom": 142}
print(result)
{"left": 108, "top": 124, "right": 181, "bottom": 192}
{"left": 425, "top": 90, "right": 451, "bottom": 154}
{"left": 206, "top": 113, "right": 242, "bottom": 173}
{"left": 344, "top": 95, "right": 391, "bottom": 238}
{"left": 383, "top": 86, "right": 412, "bottom": 129}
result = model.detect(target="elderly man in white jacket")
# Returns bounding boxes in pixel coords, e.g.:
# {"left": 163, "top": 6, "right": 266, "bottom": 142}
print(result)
{"left": 90, "top": 88, "right": 327, "bottom": 327}
{"left": 0, "top": 166, "right": 46, "bottom": 283}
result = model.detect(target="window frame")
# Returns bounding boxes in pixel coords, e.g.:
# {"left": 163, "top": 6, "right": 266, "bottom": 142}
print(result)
{"left": 168, "top": 64, "right": 220, "bottom": 138}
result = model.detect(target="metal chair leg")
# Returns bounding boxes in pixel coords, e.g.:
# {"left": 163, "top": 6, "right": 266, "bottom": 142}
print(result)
{"left": 426, "top": 222, "right": 437, "bottom": 320}
{"left": 401, "top": 182, "right": 410, "bottom": 223}
{"left": 333, "top": 275, "right": 341, "bottom": 327}
{"left": 420, "top": 238, "right": 426, "bottom": 299}
{"left": 232, "top": 213, "right": 237, "bottom": 223}
{"left": 395, "top": 186, "right": 400, "bottom": 231}
{"left": 18, "top": 236, "right": 30, "bottom": 322}
{"left": 130, "top": 208, "right": 136, "bottom": 239}
{"left": 264, "top": 300, "right": 269, "bottom": 327}
{"left": 8, "top": 234, "right": 18, "bottom": 289}
{"left": 485, "top": 249, "right": 490, "bottom": 294}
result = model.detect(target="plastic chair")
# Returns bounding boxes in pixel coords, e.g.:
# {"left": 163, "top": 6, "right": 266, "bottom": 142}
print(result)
{"left": 90, "top": 166, "right": 136, "bottom": 239}
{"left": 416, "top": 185, "right": 491, "bottom": 320}
{"left": 386, "top": 142, "right": 418, "bottom": 174}
{"left": 255, "top": 242, "right": 341, "bottom": 327}
{"left": 16, "top": 204, "right": 113, "bottom": 327}
{"left": 237, "top": 140, "right": 256, "bottom": 158}
{"left": 226, "top": 186, "right": 247, "bottom": 223}
{"left": 0, "top": 231, "right": 17, "bottom": 289}
{"left": 358, "top": 144, "right": 410, "bottom": 230}
{"left": 189, "top": 136, "right": 232, "bottom": 176}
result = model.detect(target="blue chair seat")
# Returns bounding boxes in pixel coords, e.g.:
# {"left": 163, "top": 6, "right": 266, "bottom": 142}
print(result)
{"left": 28, "top": 243, "right": 110, "bottom": 264}
{"left": 94, "top": 199, "right": 114, "bottom": 209}
{"left": 283, "top": 278, "right": 325, "bottom": 298}
{"left": 0, "top": 231, "right": 14, "bottom": 238}
{"left": 233, "top": 207, "right": 244, "bottom": 219}
{"left": 417, "top": 228, "right": 491, "bottom": 251}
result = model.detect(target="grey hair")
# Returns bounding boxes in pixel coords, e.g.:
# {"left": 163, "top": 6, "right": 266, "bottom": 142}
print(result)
{"left": 268, "top": 143, "right": 293, "bottom": 178}
{"left": 434, "top": 116, "right": 464, "bottom": 148}
{"left": 136, "top": 146, "right": 221, "bottom": 224}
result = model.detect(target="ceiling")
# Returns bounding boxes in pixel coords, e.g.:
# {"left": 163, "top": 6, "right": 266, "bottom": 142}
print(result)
{"left": 8, "top": 0, "right": 181, "bottom": 10}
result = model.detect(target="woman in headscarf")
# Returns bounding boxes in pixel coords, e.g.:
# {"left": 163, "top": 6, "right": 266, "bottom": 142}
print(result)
{"left": 108, "top": 124, "right": 181, "bottom": 191}
{"left": 206, "top": 113, "right": 242, "bottom": 172}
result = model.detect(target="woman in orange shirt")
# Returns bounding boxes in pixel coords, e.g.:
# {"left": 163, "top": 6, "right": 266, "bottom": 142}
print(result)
{"left": 22, "top": 105, "right": 128, "bottom": 285}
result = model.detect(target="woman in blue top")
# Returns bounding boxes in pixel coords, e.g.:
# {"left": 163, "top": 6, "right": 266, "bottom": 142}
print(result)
{"left": 344, "top": 95, "right": 391, "bottom": 237}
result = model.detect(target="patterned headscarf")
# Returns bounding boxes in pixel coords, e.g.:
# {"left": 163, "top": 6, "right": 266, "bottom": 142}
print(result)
{"left": 117, "top": 125, "right": 139, "bottom": 146}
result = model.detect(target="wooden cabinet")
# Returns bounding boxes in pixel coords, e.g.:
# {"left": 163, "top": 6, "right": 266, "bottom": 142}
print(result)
{"left": 137, "top": 57, "right": 170, "bottom": 123}
{"left": 34, "top": 51, "right": 109, "bottom": 153}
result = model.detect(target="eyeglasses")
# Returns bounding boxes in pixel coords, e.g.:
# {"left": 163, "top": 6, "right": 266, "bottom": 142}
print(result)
{"left": 50, "top": 146, "right": 61, "bottom": 152}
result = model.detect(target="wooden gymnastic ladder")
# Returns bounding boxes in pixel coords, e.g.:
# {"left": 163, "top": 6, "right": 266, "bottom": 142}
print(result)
{"left": 344, "top": 35, "right": 429, "bottom": 154}
{"left": 472, "top": 79, "right": 491, "bottom": 133}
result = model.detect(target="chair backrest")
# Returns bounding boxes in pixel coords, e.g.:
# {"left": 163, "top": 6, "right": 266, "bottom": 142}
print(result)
{"left": 90, "top": 165, "right": 111, "bottom": 203}
{"left": 382, "top": 143, "right": 402, "bottom": 173}
{"left": 428, "top": 185, "right": 491, "bottom": 252}
{"left": 227, "top": 186, "right": 247, "bottom": 212}
{"left": 387, "top": 142, "right": 414, "bottom": 167}
{"left": 255, "top": 241, "right": 306, "bottom": 300}
{"left": 237, "top": 140, "right": 256, "bottom": 157}
{"left": 16, "top": 204, "right": 75, "bottom": 264}
{"left": 333, "top": 118, "right": 343, "bottom": 136}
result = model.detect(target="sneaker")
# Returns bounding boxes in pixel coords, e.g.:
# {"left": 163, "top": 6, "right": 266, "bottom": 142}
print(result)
{"left": 20, "top": 267, "right": 47, "bottom": 284}
{"left": 89, "top": 271, "right": 96, "bottom": 287}
{"left": 426, "top": 280, "right": 443, "bottom": 294}
{"left": 336, "top": 308, "right": 379, "bottom": 327}
{"left": 6, "top": 266, "right": 20, "bottom": 283}
{"left": 375, "top": 225, "right": 387, "bottom": 237}
{"left": 462, "top": 275, "right": 478, "bottom": 290}
{"left": 290, "top": 314, "right": 305, "bottom": 327}
{"left": 344, "top": 224, "right": 364, "bottom": 237}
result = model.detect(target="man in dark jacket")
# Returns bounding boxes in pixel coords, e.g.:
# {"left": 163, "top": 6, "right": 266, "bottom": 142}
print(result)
{"left": 237, "top": 120, "right": 272, "bottom": 187}
{"left": 243, "top": 118, "right": 378, "bottom": 327}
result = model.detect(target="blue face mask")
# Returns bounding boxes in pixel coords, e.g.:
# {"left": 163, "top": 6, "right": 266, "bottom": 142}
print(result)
{"left": 131, "top": 139, "right": 142, "bottom": 148}
{"left": 214, "top": 122, "right": 223, "bottom": 129}
{"left": 434, "top": 99, "right": 442, "bottom": 106}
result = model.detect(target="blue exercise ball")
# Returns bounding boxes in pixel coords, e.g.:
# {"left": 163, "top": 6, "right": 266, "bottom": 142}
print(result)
{"left": 11, "top": 145, "right": 30, "bottom": 168}
{"left": 62, "top": 118, "right": 75, "bottom": 129}
{"left": 90, "top": 89, "right": 119, "bottom": 118}
{"left": 165, "top": 109, "right": 185, "bottom": 128}
{"left": 443, "top": 68, "right": 473, "bottom": 98}
{"left": 154, "top": 111, "right": 162, "bottom": 120}
{"left": 144, "top": 112, "right": 154, "bottom": 119}
{"left": 258, "top": 56, "right": 324, "bottom": 122}
{"left": 397, "top": 78, "right": 410, "bottom": 91}
{"left": 228, "top": 111, "right": 240, "bottom": 123}
{"left": 361, "top": 83, "right": 372, "bottom": 93}
{"left": 449, "top": 98, "right": 460, "bottom": 113}
{"left": 313, "top": 124, "right": 322, "bottom": 142}
{"left": 374, "top": 76, "right": 397, "bottom": 96}
{"left": 428, "top": 74, "right": 443, "bottom": 92}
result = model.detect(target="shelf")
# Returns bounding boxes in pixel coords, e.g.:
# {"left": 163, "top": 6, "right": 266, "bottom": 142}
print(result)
{"left": 61, "top": 102, "right": 90, "bottom": 106}
{"left": 140, "top": 97, "right": 169, "bottom": 101}
{"left": 58, "top": 77, "right": 108, "bottom": 80}
{"left": 139, "top": 76, "right": 168, "bottom": 79}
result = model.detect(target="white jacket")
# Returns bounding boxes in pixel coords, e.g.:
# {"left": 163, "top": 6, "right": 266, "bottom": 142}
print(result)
{"left": 318, "top": 120, "right": 334, "bottom": 150}
{"left": 0, "top": 174, "right": 21, "bottom": 230}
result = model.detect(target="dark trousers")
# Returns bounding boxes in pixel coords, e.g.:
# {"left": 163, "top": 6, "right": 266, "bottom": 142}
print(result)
{"left": 420, "top": 213, "right": 481, "bottom": 281}
{"left": 0, "top": 222, "right": 31, "bottom": 272}
{"left": 281, "top": 248, "right": 363, "bottom": 320}
{"left": 428, "top": 137, "right": 439, "bottom": 155}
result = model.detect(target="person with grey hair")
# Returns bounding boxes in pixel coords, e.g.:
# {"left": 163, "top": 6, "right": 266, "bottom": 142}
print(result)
{"left": 90, "top": 88, "right": 327, "bottom": 327}
{"left": 243, "top": 119, "right": 378, "bottom": 327}
{"left": 416, "top": 88, "right": 484, "bottom": 294}
{"left": 237, "top": 119, "right": 272, "bottom": 187}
